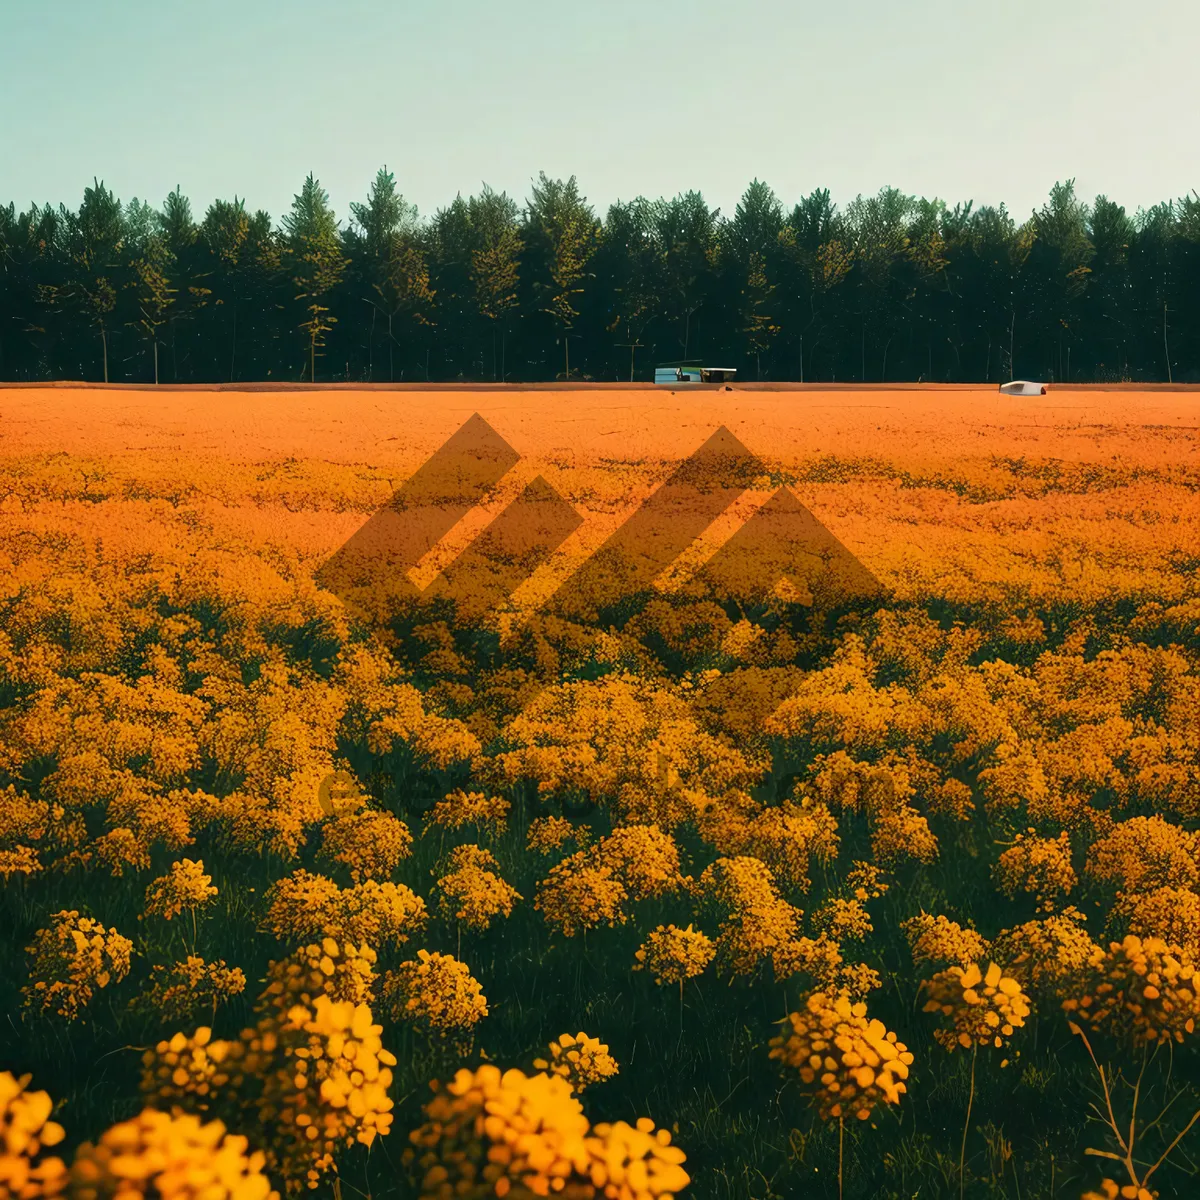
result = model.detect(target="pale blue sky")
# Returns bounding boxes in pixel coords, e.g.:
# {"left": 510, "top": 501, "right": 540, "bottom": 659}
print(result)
{"left": 3, "top": 0, "right": 1198, "bottom": 228}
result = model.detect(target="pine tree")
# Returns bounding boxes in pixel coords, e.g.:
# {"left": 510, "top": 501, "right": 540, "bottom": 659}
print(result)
{"left": 524, "top": 172, "right": 599, "bottom": 380}
{"left": 468, "top": 184, "right": 522, "bottom": 380}
{"left": 283, "top": 174, "right": 348, "bottom": 382}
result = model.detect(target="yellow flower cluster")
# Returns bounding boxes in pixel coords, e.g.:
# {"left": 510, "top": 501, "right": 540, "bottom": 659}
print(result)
{"left": 901, "top": 913, "right": 989, "bottom": 969}
{"left": 633, "top": 925, "right": 716, "bottom": 987}
{"left": 141, "top": 993, "right": 393, "bottom": 1190}
{"left": 990, "top": 908, "right": 1101, "bottom": 998}
{"left": 1063, "top": 935, "right": 1200, "bottom": 1045}
{"left": 68, "top": 1109, "right": 278, "bottom": 1200}
{"left": 593, "top": 825, "right": 688, "bottom": 901}
{"left": 140, "top": 1027, "right": 240, "bottom": 1117}
{"left": 403, "top": 1065, "right": 689, "bottom": 1200}
{"left": 261, "top": 870, "right": 427, "bottom": 949}
{"left": 1081, "top": 1179, "right": 1158, "bottom": 1200}
{"left": 23, "top": 911, "right": 134, "bottom": 1021}
{"left": 846, "top": 861, "right": 889, "bottom": 902}
{"left": 813, "top": 898, "right": 873, "bottom": 944}
{"left": 871, "top": 804, "right": 939, "bottom": 871}
{"left": 1085, "top": 816, "right": 1199, "bottom": 895}
{"left": 258, "top": 938, "right": 377, "bottom": 1012}
{"left": 140, "top": 993, "right": 397, "bottom": 1192}
{"left": 525, "top": 815, "right": 587, "bottom": 855}
{"left": 243, "top": 996, "right": 396, "bottom": 1190}
{"left": 434, "top": 845, "right": 522, "bottom": 932}
{"left": 129, "top": 956, "right": 246, "bottom": 1025}
{"left": 0, "top": 845, "right": 43, "bottom": 879}
{"left": 144, "top": 859, "right": 218, "bottom": 921}
{"left": 922, "top": 962, "right": 1031, "bottom": 1051}
{"left": 382, "top": 950, "right": 488, "bottom": 1035}
{"left": 0, "top": 1071, "right": 67, "bottom": 1200}
{"left": 317, "top": 809, "right": 412, "bottom": 882}
{"left": 90, "top": 828, "right": 152, "bottom": 878}
{"left": 428, "top": 789, "right": 511, "bottom": 838}
{"left": 769, "top": 990, "right": 914, "bottom": 1121}
{"left": 1114, "top": 887, "right": 1200, "bottom": 958}
{"left": 698, "top": 857, "right": 801, "bottom": 979}
{"left": 994, "top": 831, "right": 1077, "bottom": 910}
{"left": 695, "top": 795, "right": 839, "bottom": 894}
{"left": 534, "top": 853, "right": 630, "bottom": 939}
{"left": 586, "top": 1119, "right": 691, "bottom": 1200}
{"left": 532, "top": 1032, "right": 620, "bottom": 1093}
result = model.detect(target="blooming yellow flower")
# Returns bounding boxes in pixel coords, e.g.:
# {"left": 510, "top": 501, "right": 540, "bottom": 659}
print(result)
{"left": 67, "top": 1108, "right": 278, "bottom": 1200}
{"left": 22, "top": 911, "right": 133, "bottom": 1022}
{"left": 428, "top": 789, "right": 511, "bottom": 838}
{"left": 261, "top": 870, "right": 427, "bottom": 949}
{"left": 593, "top": 825, "right": 687, "bottom": 902}
{"left": 990, "top": 907, "right": 1101, "bottom": 999}
{"left": 434, "top": 844, "right": 522, "bottom": 932}
{"left": 144, "top": 859, "right": 217, "bottom": 922}
{"left": 139, "top": 1026, "right": 241, "bottom": 1117}
{"left": 382, "top": 950, "right": 488, "bottom": 1036}
{"left": 1063, "top": 935, "right": 1200, "bottom": 1046}
{"left": 634, "top": 924, "right": 715, "bottom": 987}
{"left": 901, "top": 913, "right": 989, "bottom": 970}
{"left": 532, "top": 1032, "right": 620, "bottom": 1093}
{"left": 922, "top": 961, "right": 1031, "bottom": 1051}
{"left": 129, "top": 956, "right": 246, "bottom": 1025}
{"left": 534, "top": 852, "right": 630, "bottom": 939}
{"left": 402, "top": 1065, "right": 689, "bottom": 1200}
{"left": 525, "top": 815, "right": 587, "bottom": 855}
{"left": 769, "top": 990, "right": 914, "bottom": 1121}
{"left": 698, "top": 856, "right": 801, "bottom": 979}
{"left": 317, "top": 809, "right": 412, "bottom": 882}
{"left": 258, "top": 937, "right": 377, "bottom": 1012}
{"left": 0, "top": 1071, "right": 67, "bottom": 1199}
{"left": 994, "top": 830, "right": 1076, "bottom": 911}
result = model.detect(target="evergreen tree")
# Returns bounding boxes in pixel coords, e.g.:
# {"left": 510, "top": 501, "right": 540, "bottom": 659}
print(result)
{"left": 282, "top": 174, "right": 349, "bottom": 382}
{"left": 524, "top": 172, "right": 599, "bottom": 380}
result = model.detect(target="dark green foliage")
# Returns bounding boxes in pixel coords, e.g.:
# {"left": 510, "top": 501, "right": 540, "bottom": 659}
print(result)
{"left": 5, "top": 174, "right": 1200, "bottom": 383}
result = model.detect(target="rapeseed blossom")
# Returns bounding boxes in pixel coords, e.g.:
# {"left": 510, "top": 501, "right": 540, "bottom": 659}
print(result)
{"left": 382, "top": 950, "right": 488, "bottom": 1036}
{"left": 23, "top": 912, "right": 133, "bottom": 1022}
{"left": 922, "top": 962, "right": 1031, "bottom": 1051}
{"left": 533, "top": 1032, "right": 620, "bottom": 1093}
{"left": 67, "top": 1108, "right": 278, "bottom": 1200}
{"left": 769, "top": 990, "right": 914, "bottom": 1121}
{"left": 634, "top": 924, "right": 715, "bottom": 987}
{"left": 144, "top": 859, "right": 217, "bottom": 922}
{"left": 0, "top": 1071, "right": 67, "bottom": 1199}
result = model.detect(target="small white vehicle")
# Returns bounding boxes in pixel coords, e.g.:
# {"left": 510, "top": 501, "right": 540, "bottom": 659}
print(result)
{"left": 654, "top": 366, "right": 737, "bottom": 384}
{"left": 999, "top": 380, "right": 1048, "bottom": 395}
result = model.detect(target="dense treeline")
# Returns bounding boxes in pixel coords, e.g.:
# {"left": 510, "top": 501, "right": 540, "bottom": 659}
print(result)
{"left": 2, "top": 169, "right": 1199, "bottom": 384}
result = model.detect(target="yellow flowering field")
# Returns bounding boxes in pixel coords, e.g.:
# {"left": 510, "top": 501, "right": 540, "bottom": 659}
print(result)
{"left": 2, "top": 384, "right": 1200, "bottom": 1200}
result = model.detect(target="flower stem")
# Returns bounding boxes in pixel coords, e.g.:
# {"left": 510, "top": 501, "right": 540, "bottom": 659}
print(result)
{"left": 838, "top": 1115, "right": 844, "bottom": 1200}
{"left": 960, "top": 1043, "right": 977, "bottom": 1200}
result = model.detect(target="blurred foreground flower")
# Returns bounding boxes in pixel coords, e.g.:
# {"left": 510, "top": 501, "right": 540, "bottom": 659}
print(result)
{"left": 403, "top": 1065, "right": 688, "bottom": 1200}
{"left": 0, "top": 1071, "right": 67, "bottom": 1199}
{"left": 68, "top": 1108, "right": 278, "bottom": 1200}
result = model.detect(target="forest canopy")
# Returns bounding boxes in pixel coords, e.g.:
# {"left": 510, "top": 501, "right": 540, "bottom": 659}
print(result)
{"left": 2, "top": 169, "right": 1198, "bottom": 385}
